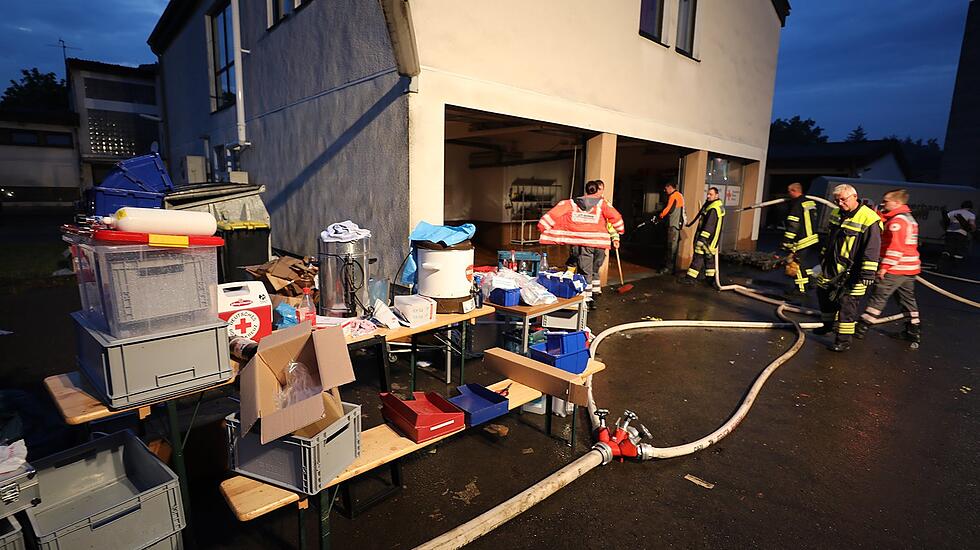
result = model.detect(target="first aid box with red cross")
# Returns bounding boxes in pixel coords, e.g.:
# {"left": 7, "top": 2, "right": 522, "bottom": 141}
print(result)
{"left": 217, "top": 281, "right": 273, "bottom": 341}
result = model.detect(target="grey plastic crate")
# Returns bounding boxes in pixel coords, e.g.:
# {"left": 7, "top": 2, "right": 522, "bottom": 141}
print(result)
{"left": 72, "top": 311, "right": 232, "bottom": 409}
{"left": 226, "top": 402, "right": 361, "bottom": 495}
{"left": 0, "top": 515, "right": 24, "bottom": 550}
{"left": 143, "top": 531, "right": 182, "bottom": 550}
{"left": 25, "top": 431, "right": 184, "bottom": 550}
{"left": 0, "top": 464, "right": 39, "bottom": 520}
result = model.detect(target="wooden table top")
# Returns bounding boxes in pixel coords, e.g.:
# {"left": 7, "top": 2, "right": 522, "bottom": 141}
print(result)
{"left": 344, "top": 305, "right": 496, "bottom": 345}
{"left": 488, "top": 295, "right": 583, "bottom": 317}
{"left": 220, "top": 378, "right": 542, "bottom": 521}
{"left": 44, "top": 370, "right": 237, "bottom": 425}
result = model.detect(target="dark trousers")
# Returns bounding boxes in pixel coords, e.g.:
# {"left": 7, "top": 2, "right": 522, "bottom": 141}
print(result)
{"left": 569, "top": 246, "right": 606, "bottom": 299}
{"left": 791, "top": 246, "right": 819, "bottom": 291}
{"left": 686, "top": 251, "right": 716, "bottom": 281}
{"left": 817, "top": 281, "right": 868, "bottom": 343}
{"left": 944, "top": 232, "right": 970, "bottom": 259}
{"left": 665, "top": 225, "right": 681, "bottom": 271}
{"left": 861, "top": 273, "right": 920, "bottom": 329}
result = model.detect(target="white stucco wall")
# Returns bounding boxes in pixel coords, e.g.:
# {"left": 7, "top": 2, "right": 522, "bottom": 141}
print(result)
{"left": 407, "top": 0, "right": 783, "bottom": 228}
{"left": 157, "top": 0, "right": 409, "bottom": 280}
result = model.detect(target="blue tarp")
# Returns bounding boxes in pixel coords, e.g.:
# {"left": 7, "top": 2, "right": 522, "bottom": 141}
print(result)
{"left": 400, "top": 221, "right": 476, "bottom": 285}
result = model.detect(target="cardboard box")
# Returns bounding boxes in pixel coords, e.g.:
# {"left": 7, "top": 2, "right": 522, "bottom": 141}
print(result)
{"left": 240, "top": 322, "right": 356, "bottom": 444}
{"left": 394, "top": 295, "right": 437, "bottom": 327}
{"left": 483, "top": 347, "right": 590, "bottom": 406}
{"left": 218, "top": 281, "right": 273, "bottom": 341}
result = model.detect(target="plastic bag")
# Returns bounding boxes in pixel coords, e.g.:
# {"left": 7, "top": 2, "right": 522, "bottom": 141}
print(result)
{"left": 275, "top": 361, "right": 322, "bottom": 410}
{"left": 520, "top": 279, "right": 557, "bottom": 305}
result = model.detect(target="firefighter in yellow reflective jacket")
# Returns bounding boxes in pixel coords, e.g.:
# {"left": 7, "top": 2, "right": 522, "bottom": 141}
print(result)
{"left": 681, "top": 187, "right": 724, "bottom": 287}
{"left": 781, "top": 182, "right": 819, "bottom": 293}
{"left": 814, "top": 184, "right": 882, "bottom": 352}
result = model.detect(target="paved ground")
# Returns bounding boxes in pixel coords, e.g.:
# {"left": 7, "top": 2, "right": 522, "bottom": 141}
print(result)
{"left": 1, "top": 235, "right": 978, "bottom": 549}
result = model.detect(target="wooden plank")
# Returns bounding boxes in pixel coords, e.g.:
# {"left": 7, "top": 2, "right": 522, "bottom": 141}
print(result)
{"left": 489, "top": 295, "right": 582, "bottom": 317}
{"left": 44, "top": 371, "right": 238, "bottom": 425}
{"left": 344, "top": 305, "right": 496, "bottom": 345}
{"left": 220, "top": 476, "right": 300, "bottom": 521}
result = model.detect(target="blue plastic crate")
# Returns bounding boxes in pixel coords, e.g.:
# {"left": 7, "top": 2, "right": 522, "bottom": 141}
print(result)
{"left": 529, "top": 342, "right": 590, "bottom": 375}
{"left": 537, "top": 272, "right": 587, "bottom": 298}
{"left": 489, "top": 287, "right": 520, "bottom": 306}
{"left": 90, "top": 186, "right": 164, "bottom": 216}
{"left": 101, "top": 153, "right": 175, "bottom": 194}
{"left": 545, "top": 330, "right": 587, "bottom": 355}
{"left": 448, "top": 384, "right": 509, "bottom": 426}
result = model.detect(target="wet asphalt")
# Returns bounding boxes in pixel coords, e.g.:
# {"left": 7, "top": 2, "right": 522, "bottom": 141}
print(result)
{"left": 1, "top": 246, "right": 978, "bottom": 549}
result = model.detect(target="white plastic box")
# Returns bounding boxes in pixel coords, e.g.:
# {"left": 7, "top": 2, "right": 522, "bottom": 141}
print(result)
{"left": 65, "top": 233, "right": 220, "bottom": 339}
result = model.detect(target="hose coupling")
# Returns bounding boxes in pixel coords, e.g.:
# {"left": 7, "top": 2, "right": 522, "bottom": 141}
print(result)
{"left": 592, "top": 442, "right": 615, "bottom": 465}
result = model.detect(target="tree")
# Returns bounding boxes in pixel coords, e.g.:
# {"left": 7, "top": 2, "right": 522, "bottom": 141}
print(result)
{"left": 0, "top": 68, "right": 68, "bottom": 112}
{"left": 769, "top": 116, "right": 829, "bottom": 145}
{"left": 846, "top": 125, "right": 868, "bottom": 142}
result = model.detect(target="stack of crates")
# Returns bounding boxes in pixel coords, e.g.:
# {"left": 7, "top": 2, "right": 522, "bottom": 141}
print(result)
{"left": 87, "top": 153, "right": 175, "bottom": 217}
{"left": 0, "top": 460, "right": 40, "bottom": 550}
{"left": 64, "top": 228, "right": 233, "bottom": 409}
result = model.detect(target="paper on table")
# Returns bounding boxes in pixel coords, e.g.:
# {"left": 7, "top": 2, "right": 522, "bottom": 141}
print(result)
{"left": 0, "top": 440, "right": 27, "bottom": 474}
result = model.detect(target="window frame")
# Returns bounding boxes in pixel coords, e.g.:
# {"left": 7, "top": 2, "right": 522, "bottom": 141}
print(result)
{"left": 638, "top": 0, "right": 668, "bottom": 47}
{"left": 675, "top": 0, "right": 699, "bottom": 60}
{"left": 209, "top": 0, "right": 236, "bottom": 113}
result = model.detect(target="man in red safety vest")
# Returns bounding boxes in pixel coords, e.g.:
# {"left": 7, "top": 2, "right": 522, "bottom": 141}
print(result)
{"left": 538, "top": 179, "right": 625, "bottom": 309}
{"left": 855, "top": 188, "right": 922, "bottom": 344}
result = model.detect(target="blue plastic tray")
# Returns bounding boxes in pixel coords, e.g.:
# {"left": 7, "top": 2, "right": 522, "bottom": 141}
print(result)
{"left": 101, "top": 153, "right": 175, "bottom": 194}
{"left": 90, "top": 186, "right": 164, "bottom": 216}
{"left": 489, "top": 287, "right": 520, "bottom": 306}
{"left": 529, "top": 342, "right": 590, "bottom": 374}
{"left": 448, "top": 384, "right": 509, "bottom": 426}
{"left": 537, "top": 272, "right": 587, "bottom": 298}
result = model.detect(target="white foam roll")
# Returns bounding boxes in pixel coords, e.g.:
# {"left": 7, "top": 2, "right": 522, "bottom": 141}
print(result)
{"left": 104, "top": 207, "right": 218, "bottom": 236}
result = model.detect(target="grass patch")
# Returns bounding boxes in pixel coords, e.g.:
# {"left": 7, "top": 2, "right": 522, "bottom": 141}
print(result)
{"left": 0, "top": 242, "right": 71, "bottom": 284}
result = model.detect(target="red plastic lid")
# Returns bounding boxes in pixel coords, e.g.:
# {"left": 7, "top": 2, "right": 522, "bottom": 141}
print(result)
{"left": 91, "top": 229, "right": 224, "bottom": 247}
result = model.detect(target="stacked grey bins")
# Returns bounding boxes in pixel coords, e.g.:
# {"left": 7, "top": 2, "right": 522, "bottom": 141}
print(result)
{"left": 22, "top": 431, "right": 186, "bottom": 549}
{"left": 0, "top": 463, "right": 40, "bottom": 550}
{"left": 318, "top": 238, "right": 370, "bottom": 317}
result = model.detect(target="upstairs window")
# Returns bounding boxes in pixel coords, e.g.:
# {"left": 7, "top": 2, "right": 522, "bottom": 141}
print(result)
{"left": 210, "top": 1, "right": 236, "bottom": 111}
{"left": 676, "top": 0, "right": 698, "bottom": 57}
{"left": 268, "top": 0, "right": 292, "bottom": 28}
{"left": 639, "top": 0, "right": 666, "bottom": 44}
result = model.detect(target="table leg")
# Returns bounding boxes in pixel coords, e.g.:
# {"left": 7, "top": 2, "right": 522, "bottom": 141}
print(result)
{"left": 577, "top": 300, "right": 587, "bottom": 330}
{"left": 409, "top": 334, "right": 418, "bottom": 393}
{"left": 319, "top": 490, "right": 331, "bottom": 550}
{"left": 570, "top": 405, "right": 577, "bottom": 450}
{"left": 522, "top": 317, "right": 530, "bottom": 354}
{"left": 445, "top": 328, "right": 452, "bottom": 384}
{"left": 377, "top": 338, "right": 392, "bottom": 392}
{"left": 166, "top": 401, "right": 192, "bottom": 531}
{"left": 544, "top": 395, "right": 553, "bottom": 437}
{"left": 459, "top": 321, "right": 468, "bottom": 385}
{"left": 298, "top": 501, "right": 307, "bottom": 550}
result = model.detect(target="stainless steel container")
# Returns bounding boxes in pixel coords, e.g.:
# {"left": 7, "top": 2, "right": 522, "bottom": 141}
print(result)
{"left": 318, "top": 238, "right": 370, "bottom": 316}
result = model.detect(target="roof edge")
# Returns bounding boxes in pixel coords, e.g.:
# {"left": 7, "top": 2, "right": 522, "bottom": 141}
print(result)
{"left": 771, "top": 0, "right": 791, "bottom": 27}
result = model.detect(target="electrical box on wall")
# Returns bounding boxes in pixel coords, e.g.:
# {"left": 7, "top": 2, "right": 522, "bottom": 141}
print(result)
{"left": 184, "top": 155, "right": 207, "bottom": 183}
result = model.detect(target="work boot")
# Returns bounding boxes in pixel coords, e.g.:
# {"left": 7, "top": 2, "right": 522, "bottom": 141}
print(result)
{"left": 902, "top": 324, "right": 921, "bottom": 344}
{"left": 679, "top": 277, "right": 696, "bottom": 286}
{"left": 828, "top": 340, "right": 851, "bottom": 352}
{"left": 812, "top": 324, "right": 834, "bottom": 336}
{"left": 587, "top": 300, "right": 597, "bottom": 311}
{"left": 854, "top": 322, "right": 869, "bottom": 340}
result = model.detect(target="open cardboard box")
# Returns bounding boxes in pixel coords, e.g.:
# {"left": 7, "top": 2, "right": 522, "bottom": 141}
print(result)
{"left": 483, "top": 347, "right": 590, "bottom": 406}
{"left": 240, "top": 321, "right": 356, "bottom": 444}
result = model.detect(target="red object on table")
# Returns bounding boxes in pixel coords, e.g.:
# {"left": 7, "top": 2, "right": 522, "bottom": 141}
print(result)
{"left": 380, "top": 391, "right": 466, "bottom": 443}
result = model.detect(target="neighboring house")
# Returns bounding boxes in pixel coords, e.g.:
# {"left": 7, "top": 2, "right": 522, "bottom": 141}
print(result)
{"left": 942, "top": 0, "right": 979, "bottom": 188}
{"left": 65, "top": 58, "right": 162, "bottom": 189}
{"left": 149, "top": 0, "right": 791, "bottom": 280}
{"left": 0, "top": 110, "right": 80, "bottom": 207}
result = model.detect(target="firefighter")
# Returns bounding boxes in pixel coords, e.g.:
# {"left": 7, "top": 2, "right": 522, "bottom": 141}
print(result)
{"left": 681, "top": 186, "right": 724, "bottom": 287}
{"left": 814, "top": 183, "right": 882, "bottom": 352}
{"left": 538, "top": 179, "right": 625, "bottom": 309}
{"left": 656, "top": 182, "right": 685, "bottom": 274}
{"left": 781, "top": 182, "right": 819, "bottom": 293}
{"left": 855, "top": 189, "right": 921, "bottom": 344}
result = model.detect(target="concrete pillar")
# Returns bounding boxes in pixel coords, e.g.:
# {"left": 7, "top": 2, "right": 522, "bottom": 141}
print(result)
{"left": 677, "top": 150, "right": 708, "bottom": 270}
{"left": 585, "top": 133, "right": 617, "bottom": 286}
{"left": 736, "top": 161, "right": 762, "bottom": 251}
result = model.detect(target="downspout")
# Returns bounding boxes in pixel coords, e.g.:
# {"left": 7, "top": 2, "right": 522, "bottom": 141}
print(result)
{"left": 230, "top": 0, "right": 250, "bottom": 149}
{"left": 380, "top": 0, "right": 421, "bottom": 78}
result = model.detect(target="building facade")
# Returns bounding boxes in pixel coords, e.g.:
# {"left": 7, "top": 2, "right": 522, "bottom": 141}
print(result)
{"left": 0, "top": 111, "right": 80, "bottom": 207}
{"left": 150, "top": 0, "right": 789, "bottom": 280}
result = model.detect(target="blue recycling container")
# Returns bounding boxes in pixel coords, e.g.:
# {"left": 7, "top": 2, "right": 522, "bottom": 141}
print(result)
{"left": 89, "top": 153, "right": 175, "bottom": 216}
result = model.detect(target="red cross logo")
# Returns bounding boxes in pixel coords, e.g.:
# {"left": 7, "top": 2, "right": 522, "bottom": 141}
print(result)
{"left": 234, "top": 317, "right": 253, "bottom": 335}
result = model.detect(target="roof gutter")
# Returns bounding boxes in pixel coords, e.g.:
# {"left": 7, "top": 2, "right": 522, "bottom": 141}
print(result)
{"left": 380, "top": 0, "right": 421, "bottom": 78}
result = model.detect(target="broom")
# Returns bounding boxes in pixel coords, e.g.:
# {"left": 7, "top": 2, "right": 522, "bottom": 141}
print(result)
{"left": 614, "top": 247, "right": 633, "bottom": 294}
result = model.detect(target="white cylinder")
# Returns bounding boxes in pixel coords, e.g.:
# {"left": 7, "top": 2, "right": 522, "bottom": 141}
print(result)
{"left": 103, "top": 207, "right": 217, "bottom": 236}
{"left": 416, "top": 245, "right": 474, "bottom": 299}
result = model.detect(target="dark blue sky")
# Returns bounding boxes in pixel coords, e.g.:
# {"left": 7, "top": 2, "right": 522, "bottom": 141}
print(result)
{"left": 0, "top": 1, "right": 970, "bottom": 145}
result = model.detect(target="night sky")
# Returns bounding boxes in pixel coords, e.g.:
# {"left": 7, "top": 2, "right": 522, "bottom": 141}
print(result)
{"left": 0, "top": 1, "right": 970, "bottom": 145}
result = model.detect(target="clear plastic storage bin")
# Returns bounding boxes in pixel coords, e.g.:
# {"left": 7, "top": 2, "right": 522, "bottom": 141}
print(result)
{"left": 65, "top": 230, "right": 223, "bottom": 339}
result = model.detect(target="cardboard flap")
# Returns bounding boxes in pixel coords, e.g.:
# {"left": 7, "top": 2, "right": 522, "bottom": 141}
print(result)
{"left": 260, "top": 392, "right": 327, "bottom": 444}
{"left": 239, "top": 358, "right": 262, "bottom": 436}
{"left": 256, "top": 322, "right": 314, "bottom": 383}
{"left": 311, "top": 325, "right": 356, "bottom": 389}
{"left": 484, "top": 348, "right": 589, "bottom": 406}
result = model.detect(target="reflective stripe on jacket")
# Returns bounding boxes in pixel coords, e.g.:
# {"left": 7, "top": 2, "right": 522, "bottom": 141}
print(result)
{"left": 880, "top": 205, "right": 920, "bottom": 275}
{"left": 782, "top": 196, "right": 818, "bottom": 251}
{"left": 819, "top": 204, "right": 882, "bottom": 283}
{"left": 538, "top": 197, "right": 625, "bottom": 249}
{"left": 695, "top": 199, "right": 725, "bottom": 255}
